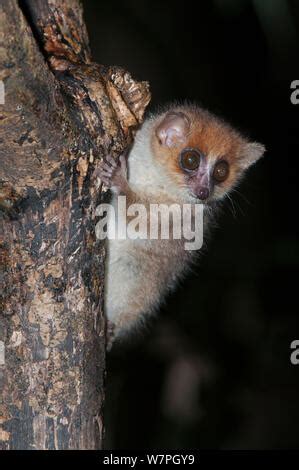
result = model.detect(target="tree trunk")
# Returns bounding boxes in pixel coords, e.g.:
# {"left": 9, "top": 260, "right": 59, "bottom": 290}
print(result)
{"left": 0, "top": 0, "right": 150, "bottom": 450}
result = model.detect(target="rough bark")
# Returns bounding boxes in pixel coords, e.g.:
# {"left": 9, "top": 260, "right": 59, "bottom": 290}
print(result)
{"left": 0, "top": 0, "right": 150, "bottom": 449}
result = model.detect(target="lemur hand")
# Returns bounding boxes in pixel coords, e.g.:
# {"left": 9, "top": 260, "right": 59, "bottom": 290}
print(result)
{"left": 97, "top": 154, "right": 128, "bottom": 194}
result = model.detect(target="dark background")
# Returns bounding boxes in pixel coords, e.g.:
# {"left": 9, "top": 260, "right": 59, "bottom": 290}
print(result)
{"left": 83, "top": 0, "right": 299, "bottom": 449}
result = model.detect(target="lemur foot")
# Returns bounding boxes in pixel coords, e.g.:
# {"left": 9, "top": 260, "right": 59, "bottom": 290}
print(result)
{"left": 97, "top": 154, "right": 128, "bottom": 194}
{"left": 106, "top": 320, "right": 116, "bottom": 351}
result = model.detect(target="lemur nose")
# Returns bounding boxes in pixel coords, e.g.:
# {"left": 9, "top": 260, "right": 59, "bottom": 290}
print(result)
{"left": 198, "top": 187, "right": 209, "bottom": 200}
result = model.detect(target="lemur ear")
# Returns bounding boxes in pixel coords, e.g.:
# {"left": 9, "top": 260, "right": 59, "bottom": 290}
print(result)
{"left": 240, "top": 142, "right": 265, "bottom": 169}
{"left": 156, "top": 111, "right": 190, "bottom": 147}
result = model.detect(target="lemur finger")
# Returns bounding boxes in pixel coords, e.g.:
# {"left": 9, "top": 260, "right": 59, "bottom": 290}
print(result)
{"left": 106, "top": 155, "right": 118, "bottom": 167}
{"left": 100, "top": 167, "right": 114, "bottom": 177}
{"left": 100, "top": 177, "right": 111, "bottom": 186}
{"left": 97, "top": 167, "right": 112, "bottom": 177}
{"left": 101, "top": 161, "right": 114, "bottom": 171}
{"left": 99, "top": 171, "right": 113, "bottom": 179}
{"left": 102, "top": 168, "right": 113, "bottom": 177}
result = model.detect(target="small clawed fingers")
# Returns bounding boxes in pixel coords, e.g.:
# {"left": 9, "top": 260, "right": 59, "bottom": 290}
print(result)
{"left": 100, "top": 171, "right": 112, "bottom": 178}
{"left": 100, "top": 177, "right": 111, "bottom": 187}
{"left": 102, "top": 162, "right": 113, "bottom": 173}
{"left": 96, "top": 152, "right": 127, "bottom": 191}
{"left": 106, "top": 154, "right": 118, "bottom": 168}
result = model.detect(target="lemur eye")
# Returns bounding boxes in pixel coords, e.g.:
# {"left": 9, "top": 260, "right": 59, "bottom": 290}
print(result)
{"left": 213, "top": 160, "right": 229, "bottom": 182}
{"left": 180, "top": 148, "right": 201, "bottom": 171}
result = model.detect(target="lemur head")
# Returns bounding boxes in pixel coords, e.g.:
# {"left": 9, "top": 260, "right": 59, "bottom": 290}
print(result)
{"left": 151, "top": 105, "right": 265, "bottom": 203}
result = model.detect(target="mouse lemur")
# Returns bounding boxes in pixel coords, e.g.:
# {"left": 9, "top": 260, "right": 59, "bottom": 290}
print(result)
{"left": 96, "top": 103, "right": 265, "bottom": 348}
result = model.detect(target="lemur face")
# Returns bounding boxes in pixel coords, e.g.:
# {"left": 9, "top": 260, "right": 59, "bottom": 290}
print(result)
{"left": 152, "top": 107, "right": 265, "bottom": 203}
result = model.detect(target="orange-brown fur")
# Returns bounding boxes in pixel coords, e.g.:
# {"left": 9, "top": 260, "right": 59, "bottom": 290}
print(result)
{"left": 151, "top": 106, "right": 250, "bottom": 199}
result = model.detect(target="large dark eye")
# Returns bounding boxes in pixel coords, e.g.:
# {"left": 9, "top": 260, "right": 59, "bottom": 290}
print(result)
{"left": 213, "top": 160, "right": 229, "bottom": 182}
{"left": 180, "top": 148, "right": 201, "bottom": 171}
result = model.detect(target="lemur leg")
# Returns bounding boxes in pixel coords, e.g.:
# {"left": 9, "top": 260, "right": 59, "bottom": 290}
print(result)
{"left": 96, "top": 153, "right": 133, "bottom": 350}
